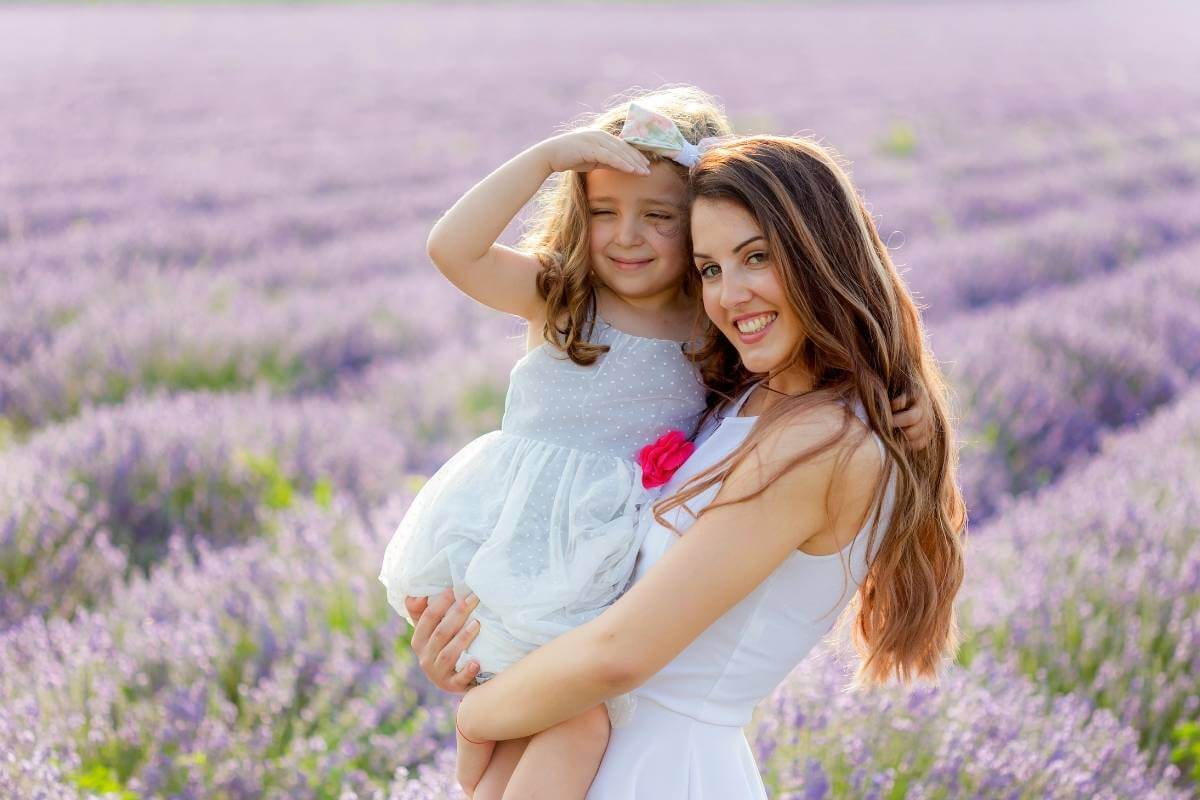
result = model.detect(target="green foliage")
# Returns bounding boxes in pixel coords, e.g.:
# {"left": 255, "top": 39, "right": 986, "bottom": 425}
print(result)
{"left": 70, "top": 738, "right": 145, "bottom": 799}
{"left": 880, "top": 121, "right": 918, "bottom": 158}
{"left": 69, "top": 762, "right": 137, "bottom": 799}
{"left": 1171, "top": 721, "right": 1200, "bottom": 783}
{"left": 242, "top": 452, "right": 296, "bottom": 511}
{"left": 458, "top": 380, "right": 506, "bottom": 433}
{"left": 313, "top": 477, "right": 334, "bottom": 509}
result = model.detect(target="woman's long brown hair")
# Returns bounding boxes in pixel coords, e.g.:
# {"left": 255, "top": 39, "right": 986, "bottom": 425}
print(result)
{"left": 658, "top": 135, "right": 968, "bottom": 686}
{"left": 517, "top": 85, "right": 733, "bottom": 365}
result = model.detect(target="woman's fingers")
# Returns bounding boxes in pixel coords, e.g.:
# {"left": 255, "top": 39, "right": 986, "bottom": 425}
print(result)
{"left": 443, "top": 621, "right": 483, "bottom": 692}
{"left": 449, "top": 660, "right": 482, "bottom": 693}
{"left": 892, "top": 388, "right": 934, "bottom": 449}
{"left": 403, "top": 595, "right": 428, "bottom": 624}
{"left": 436, "top": 615, "right": 481, "bottom": 674}
{"left": 410, "top": 587, "right": 454, "bottom": 654}
{"left": 428, "top": 593, "right": 480, "bottom": 661}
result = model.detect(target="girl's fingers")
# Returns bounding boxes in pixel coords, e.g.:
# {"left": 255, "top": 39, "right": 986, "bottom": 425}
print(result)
{"left": 890, "top": 392, "right": 912, "bottom": 414}
{"left": 598, "top": 131, "right": 652, "bottom": 166}
{"left": 590, "top": 138, "right": 649, "bottom": 174}
{"left": 601, "top": 141, "right": 651, "bottom": 174}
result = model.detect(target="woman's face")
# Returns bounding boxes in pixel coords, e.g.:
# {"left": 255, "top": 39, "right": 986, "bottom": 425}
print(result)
{"left": 690, "top": 197, "right": 805, "bottom": 375}
{"left": 587, "top": 162, "right": 690, "bottom": 303}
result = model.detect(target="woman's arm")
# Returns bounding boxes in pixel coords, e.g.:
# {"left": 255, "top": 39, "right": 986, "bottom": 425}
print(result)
{"left": 426, "top": 131, "right": 650, "bottom": 321}
{"left": 456, "top": 407, "right": 883, "bottom": 742}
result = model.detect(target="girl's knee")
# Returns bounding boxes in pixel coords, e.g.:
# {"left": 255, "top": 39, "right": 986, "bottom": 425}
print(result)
{"left": 571, "top": 704, "right": 611, "bottom": 747}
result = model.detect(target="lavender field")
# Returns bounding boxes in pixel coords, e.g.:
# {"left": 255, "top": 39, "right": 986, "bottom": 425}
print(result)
{"left": 3, "top": 3, "right": 1200, "bottom": 798}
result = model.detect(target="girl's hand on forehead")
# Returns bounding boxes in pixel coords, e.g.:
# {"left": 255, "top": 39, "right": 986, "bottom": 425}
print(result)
{"left": 537, "top": 130, "right": 652, "bottom": 176}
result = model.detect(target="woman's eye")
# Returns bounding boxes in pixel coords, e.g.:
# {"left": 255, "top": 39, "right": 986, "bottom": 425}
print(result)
{"left": 747, "top": 251, "right": 768, "bottom": 266}
{"left": 698, "top": 263, "right": 721, "bottom": 279}
{"left": 647, "top": 213, "right": 673, "bottom": 221}
{"left": 590, "top": 209, "right": 613, "bottom": 216}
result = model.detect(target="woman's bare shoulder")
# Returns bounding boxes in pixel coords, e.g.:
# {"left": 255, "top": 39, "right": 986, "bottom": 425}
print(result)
{"left": 729, "top": 401, "right": 884, "bottom": 521}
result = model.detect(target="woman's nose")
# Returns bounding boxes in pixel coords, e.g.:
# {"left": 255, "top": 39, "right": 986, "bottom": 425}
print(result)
{"left": 720, "top": 267, "right": 752, "bottom": 308}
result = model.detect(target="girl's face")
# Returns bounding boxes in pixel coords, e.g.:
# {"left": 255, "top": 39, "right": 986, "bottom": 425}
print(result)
{"left": 586, "top": 162, "right": 690, "bottom": 304}
{"left": 691, "top": 197, "right": 805, "bottom": 376}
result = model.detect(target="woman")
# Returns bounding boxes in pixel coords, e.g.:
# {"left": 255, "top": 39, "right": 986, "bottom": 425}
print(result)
{"left": 408, "top": 134, "right": 966, "bottom": 798}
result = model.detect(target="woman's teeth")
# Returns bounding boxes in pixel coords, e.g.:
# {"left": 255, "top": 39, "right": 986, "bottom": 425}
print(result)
{"left": 736, "top": 313, "right": 777, "bottom": 334}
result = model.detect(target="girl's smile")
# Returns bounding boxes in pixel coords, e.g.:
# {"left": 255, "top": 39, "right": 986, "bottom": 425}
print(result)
{"left": 587, "top": 162, "right": 689, "bottom": 303}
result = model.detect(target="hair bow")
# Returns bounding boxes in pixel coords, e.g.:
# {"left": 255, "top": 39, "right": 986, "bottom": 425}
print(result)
{"left": 618, "top": 103, "right": 740, "bottom": 169}
{"left": 618, "top": 102, "right": 704, "bottom": 168}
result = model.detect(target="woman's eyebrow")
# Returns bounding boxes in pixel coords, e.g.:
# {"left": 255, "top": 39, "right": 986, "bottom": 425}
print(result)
{"left": 692, "top": 235, "right": 764, "bottom": 259}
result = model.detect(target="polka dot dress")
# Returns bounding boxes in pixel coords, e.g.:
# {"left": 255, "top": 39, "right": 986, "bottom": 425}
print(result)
{"left": 379, "top": 313, "right": 706, "bottom": 707}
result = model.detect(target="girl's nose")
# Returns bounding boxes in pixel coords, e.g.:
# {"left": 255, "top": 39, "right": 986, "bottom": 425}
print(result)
{"left": 615, "top": 217, "right": 644, "bottom": 246}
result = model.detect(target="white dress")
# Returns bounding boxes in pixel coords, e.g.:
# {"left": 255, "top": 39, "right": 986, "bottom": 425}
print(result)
{"left": 587, "top": 385, "right": 896, "bottom": 799}
{"left": 378, "top": 314, "right": 706, "bottom": 693}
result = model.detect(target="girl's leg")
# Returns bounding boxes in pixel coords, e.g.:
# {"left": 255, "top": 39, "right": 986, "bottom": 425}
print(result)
{"left": 501, "top": 704, "right": 610, "bottom": 800}
{"left": 456, "top": 729, "right": 496, "bottom": 797}
{"left": 473, "top": 737, "right": 530, "bottom": 800}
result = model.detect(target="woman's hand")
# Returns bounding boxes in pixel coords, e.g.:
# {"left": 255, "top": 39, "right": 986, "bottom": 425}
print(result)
{"left": 404, "top": 588, "right": 483, "bottom": 694}
{"left": 892, "top": 385, "right": 934, "bottom": 450}
{"left": 535, "top": 130, "right": 651, "bottom": 176}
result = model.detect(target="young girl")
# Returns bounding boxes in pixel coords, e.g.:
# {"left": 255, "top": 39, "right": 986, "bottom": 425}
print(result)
{"left": 380, "top": 86, "right": 730, "bottom": 799}
{"left": 380, "top": 88, "right": 928, "bottom": 799}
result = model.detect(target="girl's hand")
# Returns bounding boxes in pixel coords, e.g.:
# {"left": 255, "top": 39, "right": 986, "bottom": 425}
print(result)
{"left": 404, "top": 588, "right": 483, "bottom": 693}
{"left": 536, "top": 130, "right": 652, "bottom": 176}
{"left": 892, "top": 385, "right": 934, "bottom": 450}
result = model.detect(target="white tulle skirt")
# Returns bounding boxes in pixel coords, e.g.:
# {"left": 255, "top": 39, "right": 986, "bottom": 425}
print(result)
{"left": 587, "top": 696, "right": 766, "bottom": 799}
{"left": 378, "top": 430, "right": 648, "bottom": 724}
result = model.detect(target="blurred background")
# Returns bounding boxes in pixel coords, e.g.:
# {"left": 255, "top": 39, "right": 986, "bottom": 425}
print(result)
{"left": 2, "top": 1, "right": 1200, "bottom": 797}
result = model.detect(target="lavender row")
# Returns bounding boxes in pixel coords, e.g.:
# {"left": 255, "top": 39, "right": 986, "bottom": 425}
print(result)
{"left": 905, "top": 181, "right": 1200, "bottom": 320}
{"left": 748, "top": 648, "right": 1186, "bottom": 800}
{"left": 0, "top": 270, "right": 480, "bottom": 431}
{"left": 336, "top": 339, "right": 521, "bottom": 474}
{"left": 866, "top": 138, "right": 1200, "bottom": 240}
{"left": 0, "top": 332, "right": 523, "bottom": 631}
{"left": 0, "top": 182, "right": 433, "bottom": 283}
{"left": 959, "top": 385, "right": 1200, "bottom": 783}
{"left": 0, "top": 389, "right": 410, "bottom": 629}
{"left": 0, "top": 496, "right": 458, "bottom": 799}
{"left": 933, "top": 242, "right": 1200, "bottom": 519}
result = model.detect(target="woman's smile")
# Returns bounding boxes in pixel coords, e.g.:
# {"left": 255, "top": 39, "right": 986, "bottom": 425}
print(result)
{"left": 732, "top": 311, "right": 778, "bottom": 342}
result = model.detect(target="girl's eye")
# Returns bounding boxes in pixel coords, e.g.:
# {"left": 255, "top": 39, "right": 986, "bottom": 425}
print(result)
{"left": 647, "top": 213, "right": 673, "bottom": 221}
{"left": 590, "top": 209, "right": 614, "bottom": 216}
{"left": 698, "top": 263, "right": 721, "bottom": 279}
{"left": 747, "top": 251, "right": 768, "bottom": 266}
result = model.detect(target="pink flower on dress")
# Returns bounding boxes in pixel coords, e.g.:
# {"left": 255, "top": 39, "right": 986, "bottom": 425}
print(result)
{"left": 637, "top": 429, "right": 695, "bottom": 489}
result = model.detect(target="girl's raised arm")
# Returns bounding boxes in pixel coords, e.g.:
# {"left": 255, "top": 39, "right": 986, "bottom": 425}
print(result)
{"left": 426, "top": 131, "right": 651, "bottom": 321}
{"left": 455, "top": 407, "right": 884, "bottom": 742}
